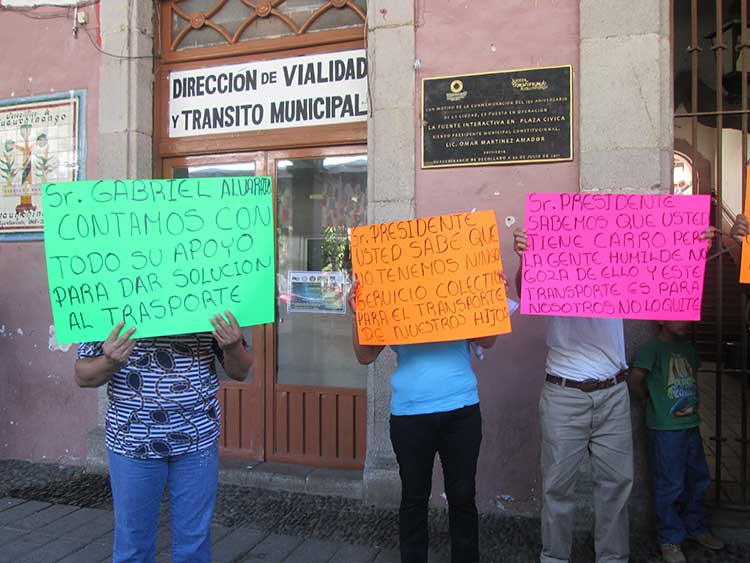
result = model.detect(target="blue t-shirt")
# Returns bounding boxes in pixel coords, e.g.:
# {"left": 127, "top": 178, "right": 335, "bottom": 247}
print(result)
{"left": 390, "top": 340, "right": 479, "bottom": 416}
{"left": 78, "top": 334, "right": 225, "bottom": 459}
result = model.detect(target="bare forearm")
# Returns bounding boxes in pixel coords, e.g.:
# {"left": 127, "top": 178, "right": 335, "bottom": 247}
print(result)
{"left": 511, "top": 228, "right": 529, "bottom": 300}
{"left": 74, "top": 356, "right": 119, "bottom": 388}
{"left": 515, "top": 266, "right": 523, "bottom": 298}
{"left": 471, "top": 335, "right": 498, "bottom": 349}
{"left": 222, "top": 343, "right": 252, "bottom": 381}
{"left": 351, "top": 318, "right": 383, "bottom": 364}
{"left": 628, "top": 369, "right": 649, "bottom": 399}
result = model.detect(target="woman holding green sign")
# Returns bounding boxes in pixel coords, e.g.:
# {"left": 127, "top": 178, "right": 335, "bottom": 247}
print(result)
{"left": 74, "top": 310, "right": 251, "bottom": 563}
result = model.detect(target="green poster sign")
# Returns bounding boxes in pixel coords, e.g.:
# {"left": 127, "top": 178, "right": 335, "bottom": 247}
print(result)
{"left": 42, "top": 177, "right": 275, "bottom": 344}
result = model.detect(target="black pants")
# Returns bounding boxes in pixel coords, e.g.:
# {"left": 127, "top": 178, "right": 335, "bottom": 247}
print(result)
{"left": 390, "top": 403, "right": 482, "bottom": 563}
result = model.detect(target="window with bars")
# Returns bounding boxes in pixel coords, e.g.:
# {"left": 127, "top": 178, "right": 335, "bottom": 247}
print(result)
{"left": 672, "top": 0, "right": 750, "bottom": 509}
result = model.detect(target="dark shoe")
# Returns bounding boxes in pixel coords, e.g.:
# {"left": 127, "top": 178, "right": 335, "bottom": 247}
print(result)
{"left": 660, "top": 543, "right": 687, "bottom": 563}
{"left": 689, "top": 531, "right": 725, "bottom": 550}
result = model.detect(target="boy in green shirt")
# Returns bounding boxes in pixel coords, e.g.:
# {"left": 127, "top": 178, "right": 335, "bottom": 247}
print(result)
{"left": 631, "top": 321, "right": 724, "bottom": 563}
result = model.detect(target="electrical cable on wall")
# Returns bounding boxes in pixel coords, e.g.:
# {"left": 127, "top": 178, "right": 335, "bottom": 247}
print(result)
{"left": 83, "top": 26, "right": 155, "bottom": 60}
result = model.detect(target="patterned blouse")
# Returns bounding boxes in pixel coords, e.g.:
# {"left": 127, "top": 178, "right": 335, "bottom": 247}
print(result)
{"left": 78, "top": 334, "right": 225, "bottom": 459}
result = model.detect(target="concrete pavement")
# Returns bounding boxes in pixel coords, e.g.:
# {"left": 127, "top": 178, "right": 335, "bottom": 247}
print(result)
{"left": 0, "top": 461, "right": 748, "bottom": 562}
{"left": 0, "top": 497, "right": 410, "bottom": 563}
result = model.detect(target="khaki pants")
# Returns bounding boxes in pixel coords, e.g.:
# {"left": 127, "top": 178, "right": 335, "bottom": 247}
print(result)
{"left": 540, "top": 381, "right": 633, "bottom": 563}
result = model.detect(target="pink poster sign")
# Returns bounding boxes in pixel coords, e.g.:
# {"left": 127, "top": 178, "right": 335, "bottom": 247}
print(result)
{"left": 521, "top": 192, "right": 711, "bottom": 320}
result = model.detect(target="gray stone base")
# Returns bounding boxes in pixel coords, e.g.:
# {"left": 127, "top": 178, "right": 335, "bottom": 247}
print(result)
{"left": 362, "top": 456, "right": 401, "bottom": 507}
{"left": 219, "top": 458, "right": 363, "bottom": 499}
{"left": 85, "top": 428, "right": 108, "bottom": 474}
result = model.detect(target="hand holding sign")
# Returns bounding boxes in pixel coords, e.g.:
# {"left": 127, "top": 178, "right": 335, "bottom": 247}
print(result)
{"left": 513, "top": 228, "right": 528, "bottom": 256}
{"left": 347, "top": 279, "right": 360, "bottom": 313}
{"left": 102, "top": 322, "right": 136, "bottom": 369}
{"left": 732, "top": 214, "right": 749, "bottom": 244}
{"left": 700, "top": 227, "right": 719, "bottom": 241}
{"left": 210, "top": 310, "right": 243, "bottom": 350}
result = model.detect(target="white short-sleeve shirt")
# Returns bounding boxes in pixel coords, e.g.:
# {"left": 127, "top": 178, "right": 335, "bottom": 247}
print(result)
{"left": 545, "top": 317, "right": 627, "bottom": 381}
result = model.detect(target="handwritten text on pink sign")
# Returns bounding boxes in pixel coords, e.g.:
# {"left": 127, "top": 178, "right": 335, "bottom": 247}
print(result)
{"left": 522, "top": 193, "right": 710, "bottom": 320}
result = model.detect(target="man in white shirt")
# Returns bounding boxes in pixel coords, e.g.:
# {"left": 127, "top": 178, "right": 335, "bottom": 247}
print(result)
{"left": 514, "top": 228, "right": 632, "bottom": 563}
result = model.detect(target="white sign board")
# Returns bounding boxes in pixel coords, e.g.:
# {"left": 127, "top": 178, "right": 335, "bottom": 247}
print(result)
{"left": 169, "top": 49, "right": 368, "bottom": 138}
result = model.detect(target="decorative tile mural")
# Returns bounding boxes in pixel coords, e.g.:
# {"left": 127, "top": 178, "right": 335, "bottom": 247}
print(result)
{"left": 0, "top": 91, "right": 85, "bottom": 239}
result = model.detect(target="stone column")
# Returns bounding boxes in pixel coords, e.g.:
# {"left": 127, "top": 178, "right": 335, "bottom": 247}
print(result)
{"left": 98, "top": 1, "right": 154, "bottom": 180}
{"left": 362, "top": 0, "right": 416, "bottom": 505}
{"left": 579, "top": 0, "right": 671, "bottom": 529}
{"left": 88, "top": 0, "right": 154, "bottom": 470}
{"left": 580, "top": 0, "right": 672, "bottom": 194}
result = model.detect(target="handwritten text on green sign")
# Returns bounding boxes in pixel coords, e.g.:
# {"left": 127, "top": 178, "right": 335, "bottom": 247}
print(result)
{"left": 42, "top": 177, "right": 275, "bottom": 344}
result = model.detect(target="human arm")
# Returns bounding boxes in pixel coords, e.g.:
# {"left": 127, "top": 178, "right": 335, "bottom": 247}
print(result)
{"left": 469, "top": 270, "right": 507, "bottom": 350}
{"left": 471, "top": 335, "right": 498, "bottom": 349}
{"left": 512, "top": 228, "right": 528, "bottom": 297}
{"left": 628, "top": 367, "right": 650, "bottom": 400}
{"left": 74, "top": 322, "right": 136, "bottom": 388}
{"left": 349, "top": 280, "right": 385, "bottom": 365}
{"left": 699, "top": 225, "right": 718, "bottom": 241}
{"left": 630, "top": 342, "right": 656, "bottom": 400}
{"left": 730, "top": 213, "right": 749, "bottom": 244}
{"left": 211, "top": 310, "right": 252, "bottom": 381}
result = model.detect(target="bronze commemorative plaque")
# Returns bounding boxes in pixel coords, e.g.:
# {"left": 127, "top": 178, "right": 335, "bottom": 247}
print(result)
{"left": 422, "top": 65, "right": 572, "bottom": 168}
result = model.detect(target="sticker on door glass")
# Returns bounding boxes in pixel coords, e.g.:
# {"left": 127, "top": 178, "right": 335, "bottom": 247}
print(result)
{"left": 286, "top": 271, "right": 347, "bottom": 314}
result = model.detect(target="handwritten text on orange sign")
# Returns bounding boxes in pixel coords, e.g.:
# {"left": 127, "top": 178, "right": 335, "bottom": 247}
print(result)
{"left": 351, "top": 210, "right": 511, "bottom": 345}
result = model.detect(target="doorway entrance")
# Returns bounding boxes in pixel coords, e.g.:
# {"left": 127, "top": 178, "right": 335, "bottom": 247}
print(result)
{"left": 163, "top": 147, "right": 367, "bottom": 469}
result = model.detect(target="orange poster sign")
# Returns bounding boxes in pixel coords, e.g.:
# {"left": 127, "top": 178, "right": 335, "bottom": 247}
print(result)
{"left": 351, "top": 210, "right": 511, "bottom": 345}
{"left": 742, "top": 172, "right": 750, "bottom": 283}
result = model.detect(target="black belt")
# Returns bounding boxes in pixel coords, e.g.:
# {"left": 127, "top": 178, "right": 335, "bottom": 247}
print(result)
{"left": 545, "top": 371, "right": 627, "bottom": 393}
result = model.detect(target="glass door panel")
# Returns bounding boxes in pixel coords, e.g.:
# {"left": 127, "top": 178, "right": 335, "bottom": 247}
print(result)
{"left": 173, "top": 161, "right": 256, "bottom": 179}
{"left": 275, "top": 154, "right": 368, "bottom": 388}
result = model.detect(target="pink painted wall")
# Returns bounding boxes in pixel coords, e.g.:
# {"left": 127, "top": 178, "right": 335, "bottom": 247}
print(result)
{"left": 0, "top": 6, "right": 100, "bottom": 464}
{"left": 415, "top": 0, "right": 579, "bottom": 513}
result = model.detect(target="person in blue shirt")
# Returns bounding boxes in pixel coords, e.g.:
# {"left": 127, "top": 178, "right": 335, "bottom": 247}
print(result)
{"left": 349, "top": 280, "right": 500, "bottom": 563}
{"left": 74, "top": 311, "right": 251, "bottom": 563}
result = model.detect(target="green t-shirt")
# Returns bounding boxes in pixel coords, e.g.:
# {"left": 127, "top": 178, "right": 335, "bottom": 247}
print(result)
{"left": 633, "top": 338, "right": 700, "bottom": 431}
